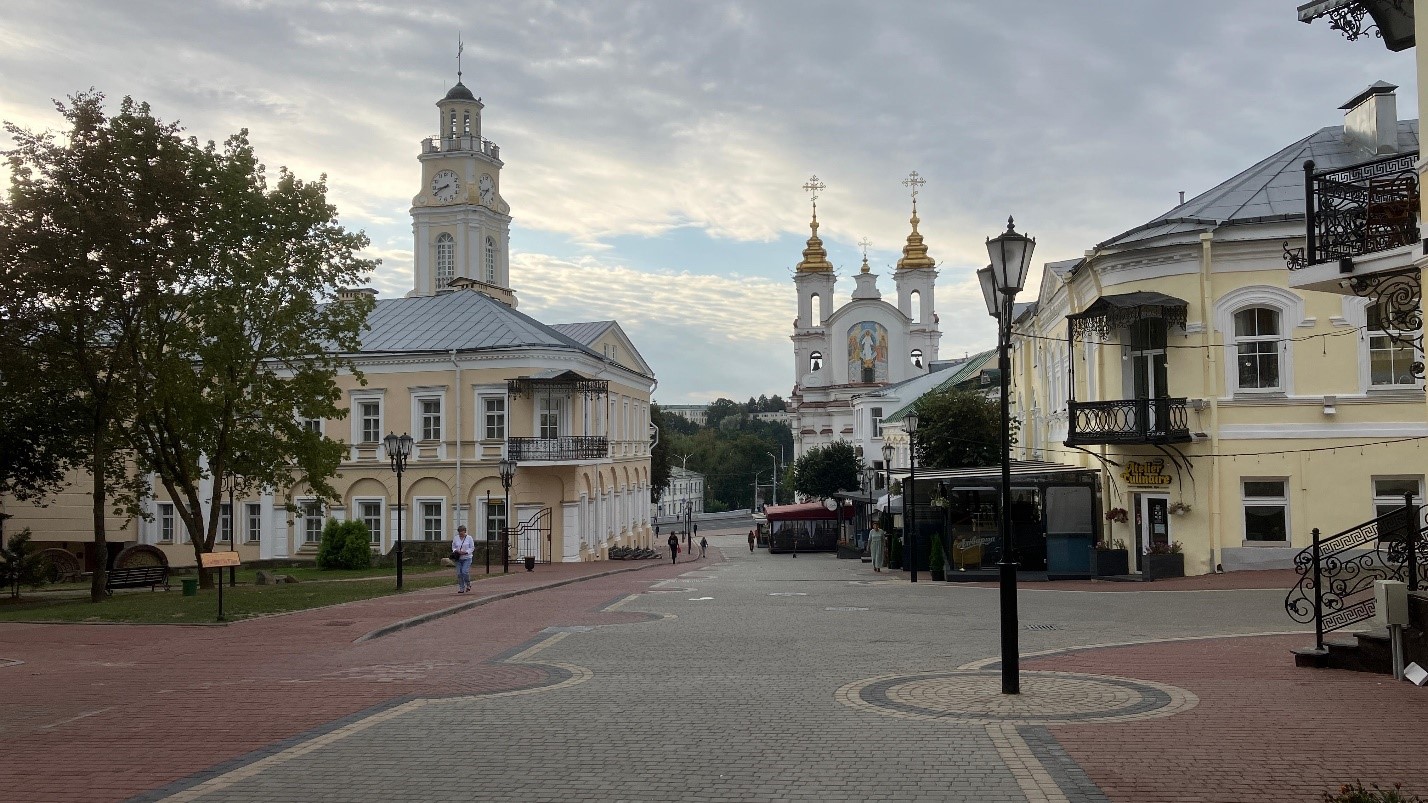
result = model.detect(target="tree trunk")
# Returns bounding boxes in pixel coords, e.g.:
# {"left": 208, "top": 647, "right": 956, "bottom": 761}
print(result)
{"left": 88, "top": 435, "right": 108, "bottom": 603}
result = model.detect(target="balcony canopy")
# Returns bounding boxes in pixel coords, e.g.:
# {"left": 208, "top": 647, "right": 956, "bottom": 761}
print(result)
{"left": 507, "top": 369, "right": 609, "bottom": 398}
{"left": 1067, "top": 292, "right": 1189, "bottom": 340}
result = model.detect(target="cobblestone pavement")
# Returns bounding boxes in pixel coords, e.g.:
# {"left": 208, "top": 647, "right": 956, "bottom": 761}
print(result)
{"left": 2, "top": 529, "right": 1423, "bottom": 802}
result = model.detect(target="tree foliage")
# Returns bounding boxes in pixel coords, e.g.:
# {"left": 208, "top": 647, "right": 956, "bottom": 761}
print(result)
{"left": 0, "top": 530, "right": 50, "bottom": 598}
{"left": 912, "top": 388, "right": 1017, "bottom": 470}
{"left": 656, "top": 398, "right": 792, "bottom": 512}
{"left": 791, "top": 440, "right": 862, "bottom": 500}
{"left": 649, "top": 404, "right": 673, "bottom": 504}
{"left": 0, "top": 91, "right": 375, "bottom": 594}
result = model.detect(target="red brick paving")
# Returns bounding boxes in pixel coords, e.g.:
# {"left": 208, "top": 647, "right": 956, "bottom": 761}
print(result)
{"left": 1029, "top": 634, "right": 1428, "bottom": 803}
{"left": 0, "top": 556, "right": 697, "bottom": 803}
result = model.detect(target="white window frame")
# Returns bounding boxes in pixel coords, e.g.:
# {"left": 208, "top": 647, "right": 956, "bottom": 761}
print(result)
{"left": 870, "top": 407, "right": 884, "bottom": 438}
{"left": 157, "top": 502, "right": 176, "bottom": 543}
{"left": 245, "top": 503, "right": 262, "bottom": 543}
{"left": 1241, "top": 478, "right": 1290, "bottom": 544}
{"left": 1213, "top": 286, "right": 1305, "bottom": 398}
{"left": 298, "top": 415, "right": 323, "bottom": 436}
{"left": 299, "top": 499, "right": 325, "bottom": 545}
{"left": 484, "top": 498, "right": 507, "bottom": 542}
{"left": 539, "top": 396, "right": 565, "bottom": 440}
{"left": 416, "top": 498, "right": 446, "bottom": 542}
{"left": 412, "top": 391, "right": 444, "bottom": 443}
{"left": 1231, "top": 307, "right": 1283, "bottom": 393}
{"left": 219, "top": 502, "right": 232, "bottom": 543}
{"left": 356, "top": 499, "right": 384, "bottom": 545}
{"left": 1366, "top": 305, "right": 1423, "bottom": 389}
{"left": 1372, "top": 476, "right": 1425, "bottom": 527}
{"left": 480, "top": 393, "right": 507, "bottom": 441}
{"left": 435, "top": 232, "right": 455, "bottom": 289}
{"left": 350, "top": 391, "right": 385, "bottom": 445}
{"left": 484, "top": 235, "right": 497, "bottom": 283}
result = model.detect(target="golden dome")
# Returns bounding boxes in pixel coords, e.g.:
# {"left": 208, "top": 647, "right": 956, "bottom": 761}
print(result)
{"left": 796, "top": 207, "right": 835, "bottom": 273}
{"left": 895, "top": 197, "right": 935, "bottom": 271}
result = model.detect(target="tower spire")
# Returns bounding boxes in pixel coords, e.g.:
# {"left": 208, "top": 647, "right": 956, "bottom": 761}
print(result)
{"left": 796, "top": 175, "right": 833, "bottom": 273}
{"left": 457, "top": 34, "right": 464, "bottom": 82}
{"left": 897, "top": 171, "right": 935, "bottom": 271}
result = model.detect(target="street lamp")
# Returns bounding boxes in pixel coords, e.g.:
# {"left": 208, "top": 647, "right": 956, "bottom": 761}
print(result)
{"left": 981, "top": 215, "right": 1036, "bottom": 696}
{"left": 767, "top": 451, "right": 779, "bottom": 507}
{"left": 498, "top": 456, "right": 516, "bottom": 574}
{"left": 384, "top": 431, "right": 414, "bottom": 590}
{"left": 904, "top": 411, "right": 919, "bottom": 583}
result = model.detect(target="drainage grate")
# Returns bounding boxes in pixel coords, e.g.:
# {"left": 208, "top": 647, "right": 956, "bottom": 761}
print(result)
{"left": 1025, "top": 624, "right": 1057, "bottom": 631}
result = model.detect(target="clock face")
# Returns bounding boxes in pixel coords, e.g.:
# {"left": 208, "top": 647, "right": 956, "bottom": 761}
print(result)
{"left": 432, "top": 170, "right": 461, "bottom": 202}
{"left": 478, "top": 174, "right": 495, "bottom": 205}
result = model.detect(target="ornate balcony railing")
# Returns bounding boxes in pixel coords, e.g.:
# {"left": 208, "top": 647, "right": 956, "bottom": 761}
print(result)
{"left": 1065, "top": 398, "right": 1191, "bottom": 446}
{"left": 507, "top": 436, "right": 608, "bottom": 462}
{"left": 1287, "top": 152, "right": 1419, "bottom": 270}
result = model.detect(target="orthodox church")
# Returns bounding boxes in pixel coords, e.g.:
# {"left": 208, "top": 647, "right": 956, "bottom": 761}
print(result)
{"left": 787, "top": 177, "right": 942, "bottom": 464}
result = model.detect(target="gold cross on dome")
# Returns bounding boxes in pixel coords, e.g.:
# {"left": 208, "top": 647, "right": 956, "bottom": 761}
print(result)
{"left": 802, "top": 175, "right": 826, "bottom": 203}
{"left": 902, "top": 170, "right": 926, "bottom": 199}
{"left": 858, "top": 237, "right": 872, "bottom": 259}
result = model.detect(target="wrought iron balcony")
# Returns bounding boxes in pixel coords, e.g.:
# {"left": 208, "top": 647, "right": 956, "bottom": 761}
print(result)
{"left": 1286, "top": 152, "right": 1419, "bottom": 270}
{"left": 1065, "top": 398, "right": 1191, "bottom": 446}
{"left": 507, "top": 436, "right": 609, "bottom": 462}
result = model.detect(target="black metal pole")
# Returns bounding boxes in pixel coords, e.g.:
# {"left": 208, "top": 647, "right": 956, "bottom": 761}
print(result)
{"left": 395, "top": 468, "right": 404, "bottom": 590}
{"left": 1312, "top": 527, "right": 1323, "bottom": 651}
{"left": 998, "top": 293, "right": 1020, "bottom": 695}
{"left": 503, "top": 481, "right": 511, "bottom": 574}
{"left": 485, "top": 490, "right": 491, "bottom": 575}
{"left": 227, "top": 477, "right": 236, "bottom": 588}
{"left": 908, "top": 434, "right": 917, "bottom": 583}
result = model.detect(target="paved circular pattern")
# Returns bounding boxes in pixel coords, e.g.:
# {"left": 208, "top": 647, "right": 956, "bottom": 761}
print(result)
{"left": 836, "top": 669, "right": 1197, "bottom": 725}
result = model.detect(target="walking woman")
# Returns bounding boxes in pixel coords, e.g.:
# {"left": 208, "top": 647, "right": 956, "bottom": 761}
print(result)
{"left": 453, "top": 525, "right": 475, "bottom": 593}
{"left": 868, "top": 521, "right": 886, "bottom": 573}
{"left": 668, "top": 531, "right": 680, "bottom": 564}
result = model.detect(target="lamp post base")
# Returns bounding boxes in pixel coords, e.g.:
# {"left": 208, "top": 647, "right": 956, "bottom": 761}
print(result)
{"left": 999, "top": 559, "right": 1020, "bottom": 694}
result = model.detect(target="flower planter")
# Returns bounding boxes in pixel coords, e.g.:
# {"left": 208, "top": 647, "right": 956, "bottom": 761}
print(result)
{"left": 524, "top": 556, "right": 536, "bottom": 572}
{"left": 1142, "top": 552, "right": 1184, "bottom": 581}
{"left": 1094, "top": 549, "right": 1129, "bottom": 577}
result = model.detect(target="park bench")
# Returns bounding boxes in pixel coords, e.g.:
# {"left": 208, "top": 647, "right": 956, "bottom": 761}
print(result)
{"left": 104, "top": 565, "right": 170, "bottom": 595}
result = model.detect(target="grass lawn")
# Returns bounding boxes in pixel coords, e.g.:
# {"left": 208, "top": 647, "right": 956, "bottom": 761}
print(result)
{"left": 0, "top": 564, "right": 484, "bottom": 624}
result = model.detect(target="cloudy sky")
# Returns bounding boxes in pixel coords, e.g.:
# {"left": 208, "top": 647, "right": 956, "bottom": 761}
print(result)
{"left": 0, "top": 1, "right": 1416, "bottom": 403}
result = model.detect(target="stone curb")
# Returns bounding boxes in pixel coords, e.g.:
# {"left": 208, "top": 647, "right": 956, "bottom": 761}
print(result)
{"left": 354, "top": 560, "right": 667, "bottom": 643}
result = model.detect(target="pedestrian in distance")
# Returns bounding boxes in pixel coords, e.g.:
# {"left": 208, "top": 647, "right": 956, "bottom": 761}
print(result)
{"left": 452, "top": 525, "right": 475, "bottom": 592}
{"left": 868, "top": 521, "right": 886, "bottom": 573}
{"left": 748, "top": 529, "right": 755, "bottom": 552}
{"left": 699, "top": 536, "right": 707, "bottom": 559}
{"left": 668, "top": 531, "right": 680, "bottom": 564}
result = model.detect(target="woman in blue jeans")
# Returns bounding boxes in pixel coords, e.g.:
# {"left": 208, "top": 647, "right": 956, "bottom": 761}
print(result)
{"left": 453, "top": 525, "right": 475, "bottom": 593}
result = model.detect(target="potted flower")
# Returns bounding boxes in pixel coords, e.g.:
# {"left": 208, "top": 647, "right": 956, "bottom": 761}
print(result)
{"left": 1105, "top": 507, "right": 1129, "bottom": 524}
{"left": 1142, "top": 541, "right": 1184, "bottom": 580}
{"left": 1167, "top": 501, "right": 1192, "bottom": 516}
{"left": 1094, "top": 537, "right": 1129, "bottom": 577}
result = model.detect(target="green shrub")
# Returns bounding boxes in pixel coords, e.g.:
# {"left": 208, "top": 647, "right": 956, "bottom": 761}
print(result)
{"left": 0, "top": 530, "right": 50, "bottom": 598}
{"left": 316, "top": 519, "right": 373, "bottom": 570}
{"left": 1324, "top": 782, "right": 1425, "bottom": 803}
{"left": 928, "top": 532, "right": 945, "bottom": 574}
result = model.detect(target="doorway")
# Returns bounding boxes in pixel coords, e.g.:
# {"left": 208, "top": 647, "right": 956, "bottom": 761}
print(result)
{"left": 1136, "top": 493, "right": 1170, "bottom": 564}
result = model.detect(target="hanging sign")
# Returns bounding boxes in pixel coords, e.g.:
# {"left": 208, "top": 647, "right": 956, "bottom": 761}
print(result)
{"left": 1121, "top": 459, "right": 1173, "bottom": 487}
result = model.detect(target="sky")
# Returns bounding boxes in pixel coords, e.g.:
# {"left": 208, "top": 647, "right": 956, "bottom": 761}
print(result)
{"left": 0, "top": 1, "right": 1417, "bottom": 404}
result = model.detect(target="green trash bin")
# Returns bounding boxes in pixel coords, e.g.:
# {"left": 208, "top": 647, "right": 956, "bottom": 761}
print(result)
{"left": 181, "top": 578, "right": 198, "bottom": 596}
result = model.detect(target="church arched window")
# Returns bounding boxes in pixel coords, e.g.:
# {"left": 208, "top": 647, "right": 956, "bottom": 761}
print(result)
{"left": 448, "top": 111, "right": 457, "bottom": 138}
{"left": 811, "top": 294, "right": 822, "bottom": 325}
{"left": 910, "top": 290, "right": 922, "bottom": 324}
{"left": 435, "top": 233, "right": 455, "bottom": 289}
{"left": 463, "top": 111, "right": 472, "bottom": 135}
{"left": 484, "top": 236, "right": 497, "bottom": 282}
{"left": 810, "top": 351, "right": 823, "bottom": 372}
{"left": 911, "top": 348, "right": 924, "bottom": 369}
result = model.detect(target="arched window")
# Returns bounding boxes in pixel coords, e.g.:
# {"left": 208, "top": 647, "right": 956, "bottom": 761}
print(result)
{"left": 434, "top": 233, "right": 455, "bottom": 289}
{"left": 811, "top": 294, "right": 822, "bottom": 325}
{"left": 910, "top": 348, "right": 924, "bottom": 369}
{"left": 1233, "top": 307, "right": 1281, "bottom": 391}
{"left": 484, "top": 236, "right": 497, "bottom": 282}
{"left": 463, "top": 111, "right": 471, "bottom": 135}
{"left": 810, "top": 351, "right": 823, "bottom": 372}
{"left": 910, "top": 289, "right": 922, "bottom": 324}
{"left": 448, "top": 111, "right": 457, "bottom": 138}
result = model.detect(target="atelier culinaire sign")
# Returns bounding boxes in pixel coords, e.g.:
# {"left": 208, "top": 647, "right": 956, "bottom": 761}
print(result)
{"left": 1121, "top": 459, "right": 1173, "bottom": 487}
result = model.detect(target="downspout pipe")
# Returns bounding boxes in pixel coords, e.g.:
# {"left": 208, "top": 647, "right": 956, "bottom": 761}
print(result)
{"left": 451, "top": 349, "right": 462, "bottom": 530}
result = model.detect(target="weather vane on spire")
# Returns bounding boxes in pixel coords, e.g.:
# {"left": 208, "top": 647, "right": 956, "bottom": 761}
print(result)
{"left": 457, "top": 34, "right": 464, "bottom": 81}
{"left": 803, "top": 174, "right": 826, "bottom": 213}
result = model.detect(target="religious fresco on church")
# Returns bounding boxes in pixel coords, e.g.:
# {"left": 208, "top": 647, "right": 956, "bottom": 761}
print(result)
{"left": 847, "top": 322, "right": 889, "bottom": 383}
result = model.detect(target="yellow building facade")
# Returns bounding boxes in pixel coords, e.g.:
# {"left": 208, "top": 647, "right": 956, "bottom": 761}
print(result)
{"left": 1014, "top": 83, "right": 1425, "bottom": 576}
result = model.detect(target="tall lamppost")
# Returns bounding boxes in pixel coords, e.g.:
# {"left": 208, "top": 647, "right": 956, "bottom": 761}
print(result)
{"left": 224, "top": 471, "right": 238, "bottom": 587}
{"left": 978, "top": 215, "right": 1036, "bottom": 696}
{"left": 498, "top": 456, "right": 516, "bottom": 574}
{"left": 384, "top": 431, "right": 414, "bottom": 590}
{"left": 905, "top": 411, "right": 919, "bottom": 583}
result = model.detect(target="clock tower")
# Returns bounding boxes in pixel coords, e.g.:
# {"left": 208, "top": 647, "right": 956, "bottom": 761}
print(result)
{"left": 410, "top": 71, "right": 514, "bottom": 303}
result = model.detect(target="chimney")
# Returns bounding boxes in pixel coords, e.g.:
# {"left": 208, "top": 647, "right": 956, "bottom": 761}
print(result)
{"left": 1340, "top": 81, "right": 1400, "bottom": 155}
{"left": 336, "top": 287, "right": 378, "bottom": 303}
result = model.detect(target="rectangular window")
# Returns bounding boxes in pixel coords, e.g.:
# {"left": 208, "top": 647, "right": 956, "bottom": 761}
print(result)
{"left": 421, "top": 501, "right": 444, "bottom": 541}
{"left": 1233, "top": 308, "right": 1282, "bottom": 391}
{"left": 1242, "top": 479, "right": 1288, "bottom": 542}
{"left": 420, "top": 397, "right": 442, "bottom": 441}
{"left": 245, "top": 503, "right": 262, "bottom": 543}
{"left": 358, "top": 501, "right": 383, "bottom": 544}
{"left": 1372, "top": 477, "right": 1425, "bottom": 536}
{"left": 486, "top": 501, "right": 507, "bottom": 541}
{"left": 158, "top": 503, "right": 175, "bottom": 543}
{"left": 299, "top": 416, "right": 323, "bottom": 435}
{"left": 871, "top": 407, "right": 884, "bottom": 438}
{"left": 540, "top": 397, "right": 561, "bottom": 440}
{"left": 359, "top": 401, "right": 381, "bottom": 443}
{"left": 1368, "top": 306, "right": 1421, "bottom": 387}
{"left": 219, "top": 503, "right": 232, "bottom": 543}
{"left": 302, "top": 501, "right": 324, "bottom": 544}
{"left": 483, "top": 396, "right": 506, "bottom": 440}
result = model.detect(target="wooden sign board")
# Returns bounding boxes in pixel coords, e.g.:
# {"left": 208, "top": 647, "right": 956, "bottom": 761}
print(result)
{"left": 200, "top": 551, "right": 241, "bottom": 568}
